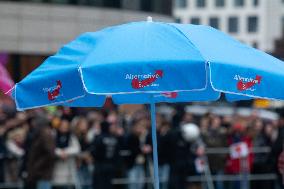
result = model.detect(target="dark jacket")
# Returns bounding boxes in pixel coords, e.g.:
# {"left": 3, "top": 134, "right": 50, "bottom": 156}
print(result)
{"left": 168, "top": 128, "right": 196, "bottom": 174}
{"left": 269, "top": 126, "right": 284, "bottom": 187}
{"left": 202, "top": 128, "right": 227, "bottom": 172}
{"left": 0, "top": 133, "right": 6, "bottom": 159}
{"left": 145, "top": 131, "right": 171, "bottom": 166}
{"left": 168, "top": 128, "right": 197, "bottom": 189}
{"left": 0, "top": 132, "right": 7, "bottom": 182}
{"left": 91, "top": 131, "right": 120, "bottom": 189}
{"left": 91, "top": 133, "right": 119, "bottom": 164}
{"left": 125, "top": 134, "right": 141, "bottom": 169}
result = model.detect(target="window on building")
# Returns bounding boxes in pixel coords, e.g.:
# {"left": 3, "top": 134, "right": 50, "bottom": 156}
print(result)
{"left": 196, "top": 0, "right": 206, "bottom": 8}
{"left": 248, "top": 16, "right": 258, "bottom": 32}
{"left": 141, "top": 0, "right": 152, "bottom": 11}
{"left": 215, "top": 0, "right": 225, "bottom": 7}
{"left": 209, "top": 17, "right": 219, "bottom": 29}
{"left": 282, "top": 16, "right": 284, "bottom": 32}
{"left": 252, "top": 42, "right": 258, "bottom": 48}
{"left": 191, "top": 17, "right": 201, "bottom": 24}
{"left": 234, "top": 0, "right": 244, "bottom": 6}
{"left": 253, "top": 0, "right": 259, "bottom": 6}
{"left": 103, "top": 0, "right": 122, "bottom": 8}
{"left": 175, "top": 18, "right": 182, "bottom": 23}
{"left": 175, "top": 0, "right": 187, "bottom": 8}
{"left": 228, "top": 17, "right": 239, "bottom": 33}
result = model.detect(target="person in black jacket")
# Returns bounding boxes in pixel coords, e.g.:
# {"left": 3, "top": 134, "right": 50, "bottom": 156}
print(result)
{"left": 157, "top": 121, "right": 171, "bottom": 189}
{"left": 168, "top": 123, "right": 202, "bottom": 189}
{"left": 91, "top": 121, "right": 120, "bottom": 189}
{"left": 143, "top": 116, "right": 171, "bottom": 189}
{"left": 0, "top": 119, "right": 7, "bottom": 183}
{"left": 269, "top": 116, "right": 284, "bottom": 189}
{"left": 125, "top": 118, "right": 152, "bottom": 189}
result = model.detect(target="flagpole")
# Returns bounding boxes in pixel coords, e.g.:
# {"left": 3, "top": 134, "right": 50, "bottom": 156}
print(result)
{"left": 150, "top": 99, "right": 160, "bottom": 189}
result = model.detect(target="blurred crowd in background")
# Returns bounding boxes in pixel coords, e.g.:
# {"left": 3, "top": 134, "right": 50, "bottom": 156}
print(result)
{"left": 1, "top": 96, "right": 284, "bottom": 189}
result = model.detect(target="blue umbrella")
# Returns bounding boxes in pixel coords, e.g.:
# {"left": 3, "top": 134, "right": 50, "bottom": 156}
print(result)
{"left": 10, "top": 17, "right": 284, "bottom": 189}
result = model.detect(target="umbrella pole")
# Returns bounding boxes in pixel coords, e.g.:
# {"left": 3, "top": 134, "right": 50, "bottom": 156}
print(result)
{"left": 150, "top": 101, "right": 160, "bottom": 189}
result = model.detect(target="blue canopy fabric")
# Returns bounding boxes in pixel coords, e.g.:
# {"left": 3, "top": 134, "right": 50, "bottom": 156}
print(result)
{"left": 10, "top": 20, "right": 284, "bottom": 189}
{"left": 13, "top": 21, "right": 284, "bottom": 110}
{"left": 172, "top": 24, "right": 284, "bottom": 101}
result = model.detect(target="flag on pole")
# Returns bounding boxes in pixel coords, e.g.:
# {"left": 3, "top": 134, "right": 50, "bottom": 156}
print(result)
{"left": 0, "top": 53, "right": 14, "bottom": 95}
{"left": 195, "top": 157, "right": 206, "bottom": 173}
{"left": 230, "top": 142, "right": 249, "bottom": 159}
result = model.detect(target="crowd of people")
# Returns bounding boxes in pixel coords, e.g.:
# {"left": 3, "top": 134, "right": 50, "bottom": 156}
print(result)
{"left": 0, "top": 98, "right": 284, "bottom": 189}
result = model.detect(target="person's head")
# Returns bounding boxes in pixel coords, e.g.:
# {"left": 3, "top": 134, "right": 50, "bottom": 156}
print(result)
{"left": 279, "top": 116, "right": 284, "bottom": 128}
{"left": 211, "top": 116, "right": 221, "bottom": 129}
{"left": 222, "top": 116, "right": 232, "bottom": 128}
{"left": 0, "top": 111, "right": 7, "bottom": 135}
{"left": 76, "top": 117, "right": 89, "bottom": 134}
{"left": 87, "top": 111, "right": 104, "bottom": 123}
{"left": 136, "top": 117, "right": 150, "bottom": 131}
{"left": 32, "top": 116, "right": 51, "bottom": 137}
{"left": 200, "top": 117, "right": 210, "bottom": 128}
{"left": 132, "top": 120, "right": 147, "bottom": 136}
{"left": 107, "top": 111, "right": 118, "bottom": 125}
{"left": 160, "top": 121, "right": 171, "bottom": 134}
{"left": 58, "top": 118, "right": 70, "bottom": 134}
{"left": 246, "top": 124, "right": 256, "bottom": 138}
{"left": 0, "top": 108, "right": 7, "bottom": 124}
{"left": 252, "top": 119, "right": 264, "bottom": 132}
{"left": 182, "top": 112, "right": 194, "bottom": 124}
{"left": 100, "top": 121, "right": 110, "bottom": 134}
{"left": 232, "top": 123, "right": 245, "bottom": 135}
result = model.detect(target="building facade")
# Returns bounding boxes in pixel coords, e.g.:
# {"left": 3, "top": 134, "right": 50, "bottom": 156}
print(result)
{"left": 0, "top": 0, "right": 172, "bottom": 55}
{"left": 0, "top": 0, "right": 172, "bottom": 81}
{"left": 174, "top": 0, "right": 284, "bottom": 52}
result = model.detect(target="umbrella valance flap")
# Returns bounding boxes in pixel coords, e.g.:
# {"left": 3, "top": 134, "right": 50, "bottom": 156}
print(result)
{"left": 14, "top": 32, "right": 99, "bottom": 110}
{"left": 173, "top": 24, "right": 284, "bottom": 101}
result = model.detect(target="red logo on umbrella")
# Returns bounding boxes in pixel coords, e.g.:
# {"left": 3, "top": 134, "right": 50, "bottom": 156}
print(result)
{"left": 48, "top": 80, "right": 62, "bottom": 100}
{"left": 237, "top": 75, "right": 262, "bottom": 91}
{"left": 161, "top": 92, "right": 178, "bottom": 98}
{"left": 132, "top": 70, "right": 163, "bottom": 89}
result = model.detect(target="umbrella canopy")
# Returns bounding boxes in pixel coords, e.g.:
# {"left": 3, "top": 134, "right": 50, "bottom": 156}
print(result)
{"left": 12, "top": 21, "right": 284, "bottom": 110}
{"left": 9, "top": 18, "right": 284, "bottom": 189}
{"left": 0, "top": 53, "right": 14, "bottom": 95}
